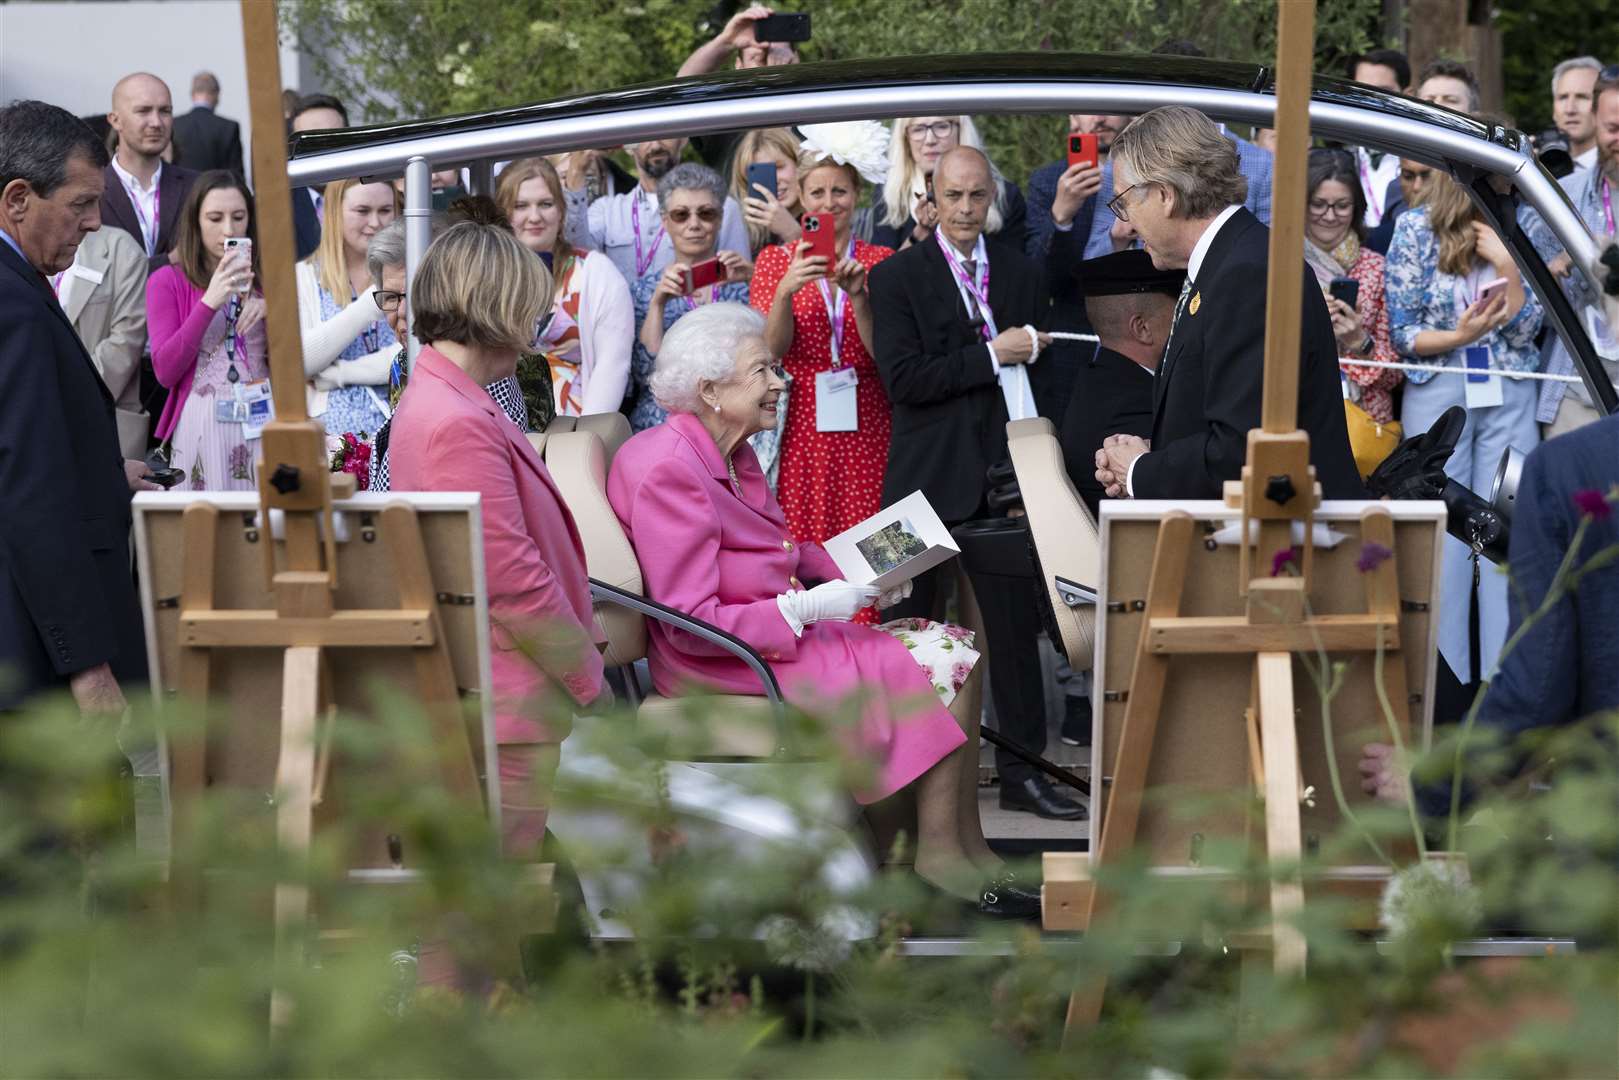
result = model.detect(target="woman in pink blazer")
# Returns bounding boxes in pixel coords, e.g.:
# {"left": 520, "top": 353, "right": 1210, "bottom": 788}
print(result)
{"left": 388, "top": 219, "right": 605, "bottom": 871}
{"left": 608, "top": 302, "right": 1036, "bottom": 918}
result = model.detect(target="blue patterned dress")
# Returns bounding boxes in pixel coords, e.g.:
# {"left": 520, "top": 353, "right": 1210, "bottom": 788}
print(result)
{"left": 316, "top": 283, "right": 396, "bottom": 440}
{"left": 627, "top": 272, "right": 750, "bottom": 431}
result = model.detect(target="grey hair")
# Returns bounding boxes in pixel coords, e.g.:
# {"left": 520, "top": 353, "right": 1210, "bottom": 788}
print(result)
{"left": 650, "top": 302, "right": 767, "bottom": 414}
{"left": 0, "top": 100, "right": 109, "bottom": 197}
{"left": 366, "top": 213, "right": 449, "bottom": 289}
{"left": 1110, "top": 106, "right": 1247, "bottom": 220}
{"left": 656, "top": 161, "right": 726, "bottom": 211}
{"left": 1552, "top": 56, "right": 1604, "bottom": 96}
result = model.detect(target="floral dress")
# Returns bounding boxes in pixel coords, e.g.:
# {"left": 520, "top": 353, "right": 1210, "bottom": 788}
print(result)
{"left": 316, "top": 281, "right": 396, "bottom": 440}
{"left": 879, "top": 618, "right": 981, "bottom": 707}
{"left": 1332, "top": 245, "right": 1401, "bottom": 423}
{"left": 627, "top": 272, "right": 751, "bottom": 431}
{"left": 169, "top": 298, "right": 269, "bottom": 491}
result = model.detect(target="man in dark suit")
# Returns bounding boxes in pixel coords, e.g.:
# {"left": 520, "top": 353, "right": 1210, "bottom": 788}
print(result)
{"left": 288, "top": 94, "right": 350, "bottom": 261}
{"left": 172, "top": 71, "right": 245, "bottom": 177}
{"left": 0, "top": 100, "right": 149, "bottom": 717}
{"left": 1058, "top": 250, "right": 1183, "bottom": 518}
{"left": 100, "top": 72, "right": 197, "bottom": 275}
{"left": 870, "top": 146, "right": 1083, "bottom": 821}
{"left": 1092, "top": 107, "right": 1362, "bottom": 502}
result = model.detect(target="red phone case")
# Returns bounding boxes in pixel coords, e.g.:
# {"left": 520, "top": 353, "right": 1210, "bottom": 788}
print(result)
{"left": 1068, "top": 133, "right": 1099, "bottom": 169}
{"left": 801, "top": 213, "right": 837, "bottom": 265}
{"left": 684, "top": 257, "right": 726, "bottom": 292}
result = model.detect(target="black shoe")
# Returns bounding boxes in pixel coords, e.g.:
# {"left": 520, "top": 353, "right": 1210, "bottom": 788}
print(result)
{"left": 1060, "top": 696, "right": 1092, "bottom": 747}
{"left": 978, "top": 872, "right": 1041, "bottom": 919}
{"left": 998, "top": 776, "right": 1088, "bottom": 821}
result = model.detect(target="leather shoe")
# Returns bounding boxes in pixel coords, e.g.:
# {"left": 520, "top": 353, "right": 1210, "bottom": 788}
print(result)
{"left": 998, "top": 775, "right": 1087, "bottom": 820}
{"left": 978, "top": 872, "right": 1041, "bottom": 919}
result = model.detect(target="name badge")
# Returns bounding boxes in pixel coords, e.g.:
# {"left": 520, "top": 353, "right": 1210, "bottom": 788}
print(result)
{"left": 241, "top": 380, "right": 274, "bottom": 440}
{"left": 815, "top": 368, "right": 858, "bottom": 432}
{"left": 1462, "top": 345, "right": 1503, "bottom": 410}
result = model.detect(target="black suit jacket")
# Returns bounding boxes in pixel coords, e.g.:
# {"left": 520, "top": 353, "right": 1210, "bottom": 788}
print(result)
{"left": 870, "top": 234, "right": 1051, "bottom": 522}
{"left": 1134, "top": 207, "right": 1363, "bottom": 500}
{"left": 1364, "top": 177, "right": 1405, "bottom": 256}
{"left": 291, "top": 185, "right": 323, "bottom": 262}
{"left": 1061, "top": 346, "right": 1155, "bottom": 519}
{"left": 98, "top": 162, "right": 197, "bottom": 276}
{"left": 172, "top": 105, "right": 245, "bottom": 178}
{"left": 0, "top": 238, "right": 147, "bottom": 710}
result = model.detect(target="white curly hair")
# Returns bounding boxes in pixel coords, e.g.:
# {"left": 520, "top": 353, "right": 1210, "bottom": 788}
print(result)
{"left": 650, "top": 302, "right": 768, "bottom": 414}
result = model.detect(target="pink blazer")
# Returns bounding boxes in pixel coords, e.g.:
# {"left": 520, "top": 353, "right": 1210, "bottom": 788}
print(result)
{"left": 608, "top": 412, "right": 965, "bottom": 803}
{"left": 389, "top": 346, "right": 604, "bottom": 743}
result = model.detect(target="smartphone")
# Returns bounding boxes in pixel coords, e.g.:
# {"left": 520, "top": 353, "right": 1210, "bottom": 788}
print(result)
{"left": 1477, "top": 277, "right": 1510, "bottom": 306}
{"left": 148, "top": 467, "right": 185, "bottom": 489}
{"left": 800, "top": 212, "right": 836, "bottom": 267}
{"left": 224, "top": 236, "right": 253, "bottom": 293}
{"left": 1067, "top": 133, "right": 1099, "bottom": 170}
{"left": 683, "top": 257, "right": 728, "bottom": 293}
{"left": 1328, "top": 277, "right": 1360, "bottom": 310}
{"left": 753, "top": 12, "right": 811, "bottom": 42}
{"left": 924, "top": 172, "right": 936, "bottom": 204}
{"left": 745, "top": 161, "right": 778, "bottom": 202}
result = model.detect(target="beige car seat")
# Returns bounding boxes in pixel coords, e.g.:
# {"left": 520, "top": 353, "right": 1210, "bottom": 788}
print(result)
{"left": 1005, "top": 417, "right": 1100, "bottom": 673}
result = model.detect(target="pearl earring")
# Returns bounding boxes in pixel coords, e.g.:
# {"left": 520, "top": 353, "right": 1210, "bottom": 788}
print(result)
{"left": 713, "top": 403, "right": 721, "bottom": 413}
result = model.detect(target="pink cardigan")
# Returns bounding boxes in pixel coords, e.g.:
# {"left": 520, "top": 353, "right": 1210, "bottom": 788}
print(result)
{"left": 389, "top": 346, "right": 605, "bottom": 743}
{"left": 608, "top": 412, "right": 965, "bottom": 803}
{"left": 145, "top": 265, "right": 216, "bottom": 440}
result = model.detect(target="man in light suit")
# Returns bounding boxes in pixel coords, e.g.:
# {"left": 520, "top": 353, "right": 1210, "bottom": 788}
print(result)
{"left": 56, "top": 225, "right": 149, "bottom": 458}
{"left": 0, "top": 100, "right": 149, "bottom": 717}
{"left": 171, "top": 71, "right": 245, "bottom": 178}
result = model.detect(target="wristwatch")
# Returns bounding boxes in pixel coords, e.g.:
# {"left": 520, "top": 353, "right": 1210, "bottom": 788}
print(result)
{"left": 1357, "top": 334, "right": 1375, "bottom": 357}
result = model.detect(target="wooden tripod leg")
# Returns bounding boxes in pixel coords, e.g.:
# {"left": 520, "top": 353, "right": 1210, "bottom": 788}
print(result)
{"left": 170, "top": 503, "right": 218, "bottom": 913}
{"left": 1257, "top": 651, "right": 1307, "bottom": 976}
{"left": 1062, "top": 512, "right": 1195, "bottom": 1039}
{"left": 271, "top": 645, "right": 322, "bottom": 1033}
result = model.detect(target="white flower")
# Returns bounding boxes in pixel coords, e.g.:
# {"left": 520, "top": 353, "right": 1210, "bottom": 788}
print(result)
{"left": 797, "top": 121, "right": 891, "bottom": 185}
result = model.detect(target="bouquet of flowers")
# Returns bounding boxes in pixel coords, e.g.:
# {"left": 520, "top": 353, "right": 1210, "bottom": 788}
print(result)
{"left": 328, "top": 431, "right": 373, "bottom": 491}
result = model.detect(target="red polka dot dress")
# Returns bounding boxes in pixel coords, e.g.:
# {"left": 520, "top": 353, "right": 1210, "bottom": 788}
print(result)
{"left": 751, "top": 240, "right": 896, "bottom": 623}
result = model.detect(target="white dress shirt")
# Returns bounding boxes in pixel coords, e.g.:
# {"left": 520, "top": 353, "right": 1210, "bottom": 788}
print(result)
{"left": 1355, "top": 147, "right": 1401, "bottom": 229}
{"left": 1575, "top": 145, "right": 1599, "bottom": 171}
{"left": 1124, "top": 203, "right": 1243, "bottom": 496}
{"left": 110, "top": 157, "right": 162, "bottom": 257}
{"left": 941, "top": 233, "right": 1039, "bottom": 422}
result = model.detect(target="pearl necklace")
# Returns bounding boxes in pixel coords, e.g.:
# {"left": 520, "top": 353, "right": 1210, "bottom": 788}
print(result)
{"left": 726, "top": 456, "right": 741, "bottom": 495}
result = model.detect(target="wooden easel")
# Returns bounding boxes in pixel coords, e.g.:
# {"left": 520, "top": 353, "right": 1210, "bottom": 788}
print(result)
{"left": 1044, "top": 0, "right": 1420, "bottom": 1034}
{"left": 155, "top": 0, "right": 544, "bottom": 1029}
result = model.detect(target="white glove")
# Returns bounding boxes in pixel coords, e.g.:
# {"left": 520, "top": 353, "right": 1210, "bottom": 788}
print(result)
{"left": 312, "top": 366, "right": 344, "bottom": 391}
{"left": 877, "top": 579, "right": 913, "bottom": 610}
{"left": 776, "top": 580, "right": 880, "bottom": 636}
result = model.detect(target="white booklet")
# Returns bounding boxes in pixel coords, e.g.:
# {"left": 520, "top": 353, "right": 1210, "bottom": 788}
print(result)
{"left": 822, "top": 490, "right": 960, "bottom": 591}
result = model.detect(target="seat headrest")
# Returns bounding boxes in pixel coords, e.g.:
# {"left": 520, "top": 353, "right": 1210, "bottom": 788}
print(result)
{"left": 574, "top": 412, "right": 632, "bottom": 464}
{"left": 541, "top": 430, "right": 647, "bottom": 665}
{"left": 1005, "top": 420, "right": 1099, "bottom": 672}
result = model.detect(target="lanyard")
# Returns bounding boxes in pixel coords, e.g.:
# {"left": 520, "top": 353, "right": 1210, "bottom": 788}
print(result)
{"left": 50, "top": 271, "right": 66, "bottom": 297}
{"left": 816, "top": 236, "right": 859, "bottom": 366}
{"left": 630, "top": 190, "right": 665, "bottom": 277}
{"left": 224, "top": 296, "right": 245, "bottom": 382}
{"left": 676, "top": 284, "right": 721, "bottom": 314}
{"left": 1358, "top": 152, "right": 1385, "bottom": 222}
{"left": 123, "top": 174, "right": 160, "bottom": 258}
{"left": 934, "top": 230, "right": 996, "bottom": 340}
{"left": 1602, "top": 178, "right": 1615, "bottom": 236}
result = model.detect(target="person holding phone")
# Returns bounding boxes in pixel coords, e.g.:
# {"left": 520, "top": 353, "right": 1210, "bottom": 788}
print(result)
{"left": 871, "top": 115, "right": 1027, "bottom": 254}
{"left": 627, "top": 163, "right": 752, "bottom": 431}
{"left": 145, "top": 169, "right": 268, "bottom": 490}
{"left": 749, "top": 123, "right": 895, "bottom": 605}
{"left": 1302, "top": 149, "right": 1400, "bottom": 423}
{"left": 729, "top": 127, "right": 803, "bottom": 254}
{"left": 1386, "top": 169, "right": 1543, "bottom": 687}
{"left": 497, "top": 157, "right": 634, "bottom": 417}
{"left": 293, "top": 177, "right": 400, "bottom": 441}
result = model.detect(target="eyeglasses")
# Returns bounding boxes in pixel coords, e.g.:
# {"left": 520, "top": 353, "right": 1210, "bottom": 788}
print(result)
{"left": 906, "top": 120, "right": 958, "bottom": 142}
{"left": 665, "top": 205, "right": 721, "bottom": 224}
{"left": 1107, "top": 181, "right": 1151, "bottom": 222}
{"left": 375, "top": 289, "right": 406, "bottom": 311}
{"left": 1308, "top": 198, "right": 1355, "bottom": 217}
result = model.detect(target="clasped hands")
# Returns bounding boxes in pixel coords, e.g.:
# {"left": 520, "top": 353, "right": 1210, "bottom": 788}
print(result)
{"left": 1094, "top": 434, "right": 1150, "bottom": 498}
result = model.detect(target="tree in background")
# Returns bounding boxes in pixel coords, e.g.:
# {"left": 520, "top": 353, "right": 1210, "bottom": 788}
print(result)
{"left": 1497, "top": 0, "right": 1619, "bottom": 135}
{"left": 281, "top": 0, "right": 1380, "bottom": 185}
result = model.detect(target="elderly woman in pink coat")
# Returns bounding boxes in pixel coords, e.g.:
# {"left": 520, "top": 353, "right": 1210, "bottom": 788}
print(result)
{"left": 608, "top": 302, "right": 1035, "bottom": 918}
{"left": 389, "top": 219, "right": 606, "bottom": 869}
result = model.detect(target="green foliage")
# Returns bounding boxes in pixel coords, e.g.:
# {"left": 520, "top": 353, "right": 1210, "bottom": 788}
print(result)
{"left": 280, "top": 0, "right": 1380, "bottom": 188}
{"left": 1497, "top": 0, "right": 1619, "bottom": 134}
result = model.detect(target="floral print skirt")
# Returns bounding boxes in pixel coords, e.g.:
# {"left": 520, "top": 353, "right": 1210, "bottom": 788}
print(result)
{"left": 169, "top": 389, "right": 257, "bottom": 492}
{"left": 876, "top": 618, "right": 980, "bottom": 708}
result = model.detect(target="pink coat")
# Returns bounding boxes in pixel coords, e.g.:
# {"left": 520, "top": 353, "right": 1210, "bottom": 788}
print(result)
{"left": 608, "top": 412, "right": 965, "bottom": 803}
{"left": 389, "top": 346, "right": 605, "bottom": 743}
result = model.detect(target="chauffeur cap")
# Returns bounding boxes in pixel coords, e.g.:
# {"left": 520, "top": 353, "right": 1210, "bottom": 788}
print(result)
{"left": 1076, "top": 249, "right": 1186, "bottom": 298}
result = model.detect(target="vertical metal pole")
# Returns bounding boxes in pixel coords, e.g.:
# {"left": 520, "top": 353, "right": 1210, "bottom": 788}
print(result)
{"left": 467, "top": 159, "right": 494, "bottom": 197}
{"left": 403, "top": 155, "right": 431, "bottom": 374}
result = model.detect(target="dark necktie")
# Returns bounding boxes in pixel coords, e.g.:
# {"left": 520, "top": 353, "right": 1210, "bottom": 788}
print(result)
{"left": 960, "top": 257, "right": 987, "bottom": 331}
{"left": 1158, "top": 277, "right": 1194, "bottom": 376}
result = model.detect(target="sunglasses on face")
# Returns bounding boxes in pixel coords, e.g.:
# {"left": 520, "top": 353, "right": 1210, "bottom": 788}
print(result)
{"left": 665, "top": 205, "right": 721, "bottom": 224}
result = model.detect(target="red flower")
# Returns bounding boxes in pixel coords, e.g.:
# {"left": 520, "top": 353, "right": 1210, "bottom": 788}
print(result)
{"left": 1356, "top": 541, "right": 1394, "bottom": 573}
{"left": 1573, "top": 489, "right": 1613, "bottom": 521}
{"left": 1270, "top": 545, "right": 1301, "bottom": 577}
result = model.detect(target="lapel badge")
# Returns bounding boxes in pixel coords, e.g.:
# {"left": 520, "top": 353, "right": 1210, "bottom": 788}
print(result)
{"left": 1188, "top": 291, "right": 1201, "bottom": 316}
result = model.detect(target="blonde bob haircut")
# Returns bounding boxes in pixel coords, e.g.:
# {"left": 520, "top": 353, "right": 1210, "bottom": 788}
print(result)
{"left": 493, "top": 156, "right": 574, "bottom": 260}
{"left": 306, "top": 177, "right": 403, "bottom": 300}
{"left": 881, "top": 115, "right": 1007, "bottom": 235}
{"left": 1109, "top": 106, "right": 1248, "bottom": 221}
{"left": 411, "top": 221, "right": 554, "bottom": 351}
